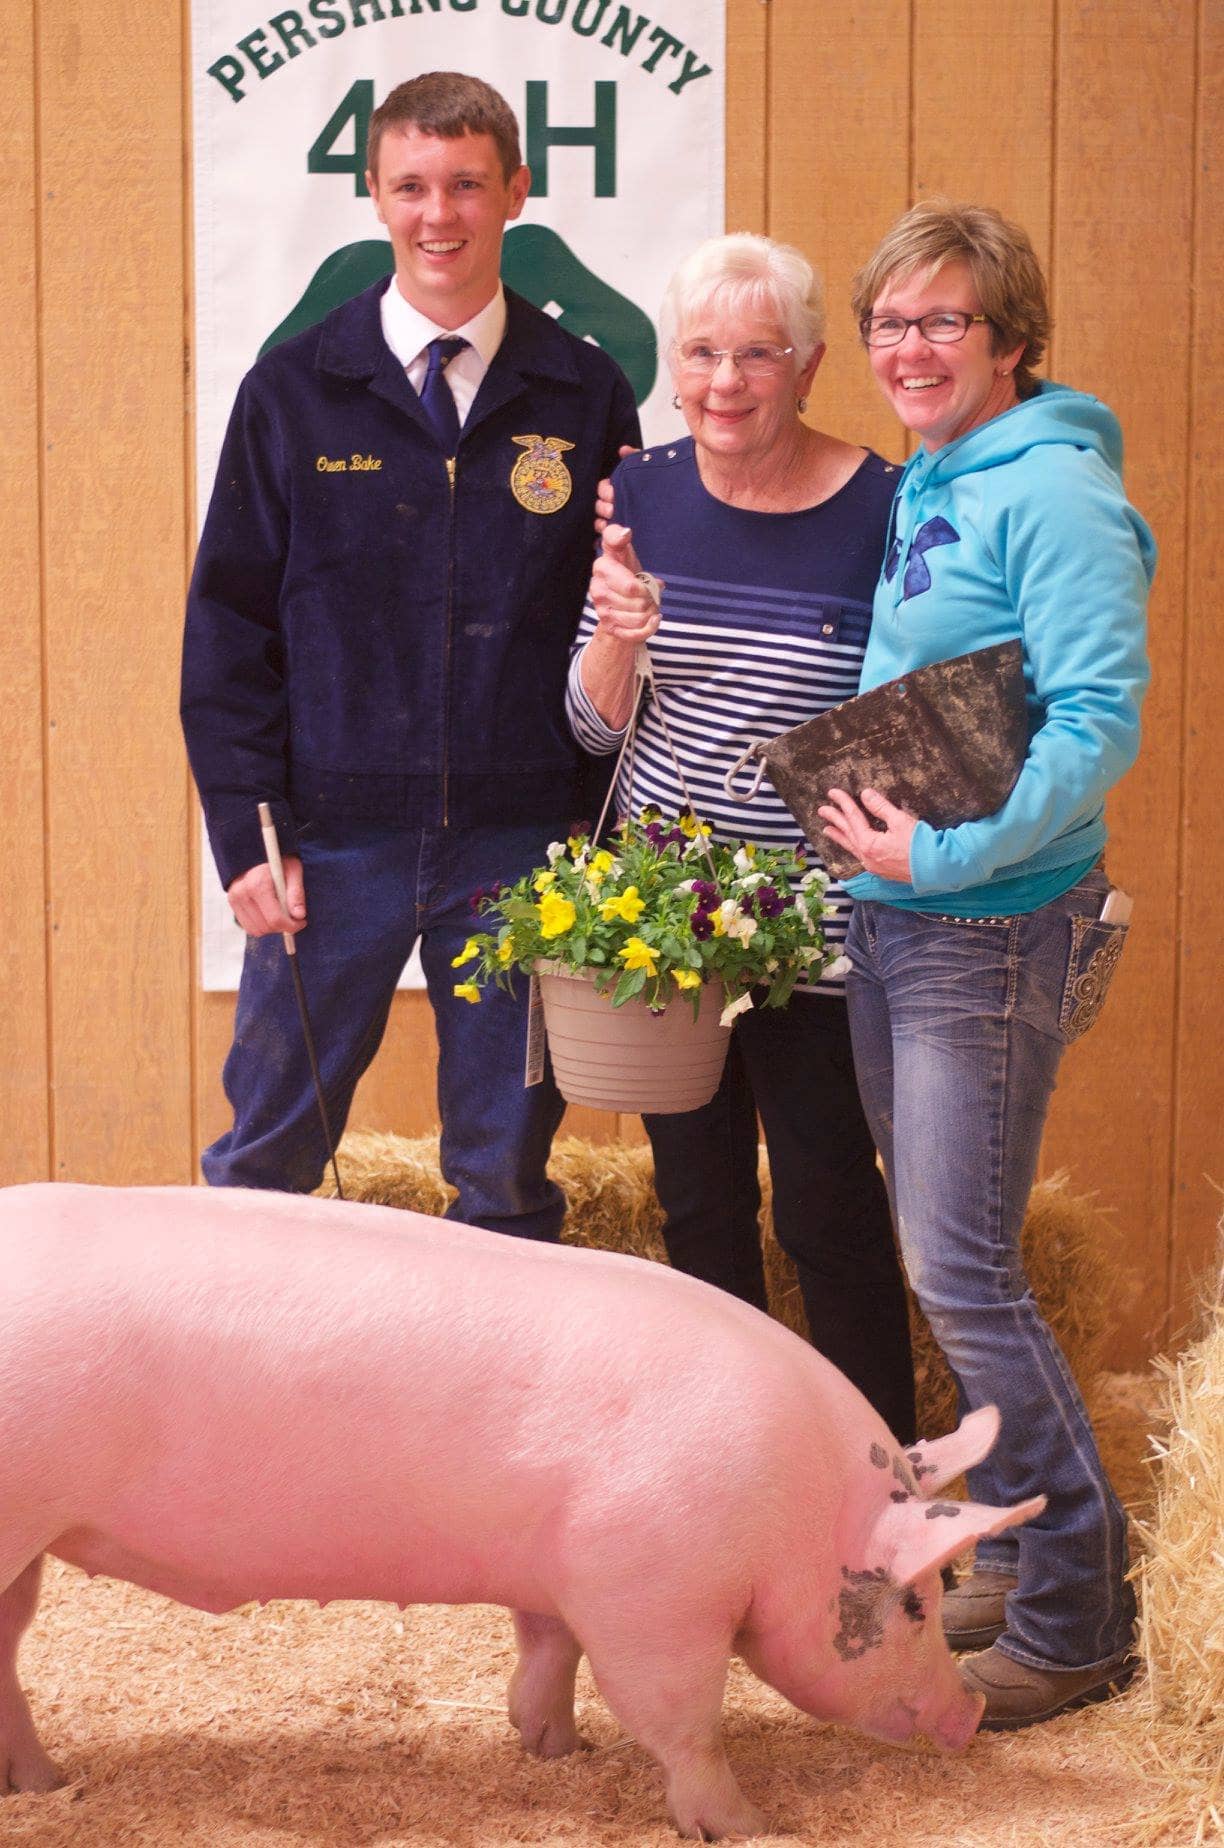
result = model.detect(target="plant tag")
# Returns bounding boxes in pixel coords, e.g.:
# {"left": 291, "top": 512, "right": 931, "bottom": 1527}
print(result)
{"left": 524, "top": 972, "right": 546, "bottom": 1086}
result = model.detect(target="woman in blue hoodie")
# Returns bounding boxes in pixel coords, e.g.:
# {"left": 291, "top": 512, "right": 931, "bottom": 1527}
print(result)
{"left": 819, "top": 201, "right": 1154, "bottom": 1730}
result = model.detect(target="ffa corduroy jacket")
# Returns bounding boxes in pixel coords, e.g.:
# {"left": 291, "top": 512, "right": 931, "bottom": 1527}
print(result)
{"left": 182, "top": 282, "right": 640, "bottom": 889}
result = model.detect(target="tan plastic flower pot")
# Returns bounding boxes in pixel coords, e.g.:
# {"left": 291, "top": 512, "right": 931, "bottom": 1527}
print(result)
{"left": 535, "top": 963, "right": 731, "bottom": 1115}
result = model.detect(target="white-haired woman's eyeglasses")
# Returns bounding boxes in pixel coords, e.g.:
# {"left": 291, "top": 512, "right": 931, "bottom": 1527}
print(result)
{"left": 672, "top": 340, "right": 796, "bottom": 379}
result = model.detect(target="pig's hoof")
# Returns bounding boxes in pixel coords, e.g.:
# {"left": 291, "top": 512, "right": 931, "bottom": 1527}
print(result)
{"left": 513, "top": 1712, "right": 585, "bottom": 1758}
{"left": 2, "top": 1745, "right": 66, "bottom": 1796}
{"left": 671, "top": 1797, "right": 768, "bottom": 1841}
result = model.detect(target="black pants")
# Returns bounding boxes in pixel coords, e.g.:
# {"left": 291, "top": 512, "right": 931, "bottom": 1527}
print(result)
{"left": 642, "top": 991, "right": 917, "bottom": 1444}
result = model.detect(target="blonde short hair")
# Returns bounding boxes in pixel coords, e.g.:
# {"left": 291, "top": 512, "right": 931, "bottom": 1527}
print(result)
{"left": 851, "top": 200, "right": 1050, "bottom": 398}
{"left": 660, "top": 233, "right": 826, "bottom": 366}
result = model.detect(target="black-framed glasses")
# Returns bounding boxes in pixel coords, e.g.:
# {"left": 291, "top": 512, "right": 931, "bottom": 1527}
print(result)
{"left": 860, "top": 311, "right": 992, "bottom": 348}
{"left": 673, "top": 339, "right": 796, "bottom": 378}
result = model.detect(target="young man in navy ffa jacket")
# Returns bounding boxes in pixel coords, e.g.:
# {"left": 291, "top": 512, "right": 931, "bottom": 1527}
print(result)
{"left": 182, "top": 72, "right": 640, "bottom": 1232}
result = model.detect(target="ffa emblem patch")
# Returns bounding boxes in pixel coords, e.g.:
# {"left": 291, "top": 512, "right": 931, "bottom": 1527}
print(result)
{"left": 510, "top": 435, "right": 575, "bottom": 514}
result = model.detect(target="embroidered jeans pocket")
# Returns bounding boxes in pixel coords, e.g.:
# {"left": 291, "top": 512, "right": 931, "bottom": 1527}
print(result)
{"left": 1059, "top": 915, "right": 1128, "bottom": 1042}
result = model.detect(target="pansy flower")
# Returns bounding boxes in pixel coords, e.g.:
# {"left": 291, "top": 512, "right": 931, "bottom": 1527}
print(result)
{"left": 538, "top": 892, "right": 577, "bottom": 939}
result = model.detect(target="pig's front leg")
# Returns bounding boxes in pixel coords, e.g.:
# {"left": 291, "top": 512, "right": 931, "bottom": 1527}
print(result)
{"left": 0, "top": 1557, "right": 64, "bottom": 1795}
{"left": 507, "top": 1611, "right": 585, "bottom": 1757}
{"left": 581, "top": 1621, "right": 767, "bottom": 1841}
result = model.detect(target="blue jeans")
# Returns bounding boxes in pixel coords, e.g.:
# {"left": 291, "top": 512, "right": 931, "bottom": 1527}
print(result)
{"left": 204, "top": 823, "right": 566, "bottom": 1241}
{"left": 845, "top": 866, "right": 1135, "bottom": 1671}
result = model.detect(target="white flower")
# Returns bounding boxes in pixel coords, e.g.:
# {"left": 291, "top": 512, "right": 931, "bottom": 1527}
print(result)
{"left": 676, "top": 878, "right": 700, "bottom": 894}
{"left": 733, "top": 846, "right": 756, "bottom": 875}
{"left": 825, "top": 954, "right": 852, "bottom": 980}
{"left": 546, "top": 840, "right": 567, "bottom": 866}
{"left": 794, "top": 894, "right": 811, "bottom": 928}
{"left": 727, "top": 912, "right": 758, "bottom": 945}
{"left": 735, "top": 871, "right": 767, "bottom": 891}
{"left": 765, "top": 957, "right": 779, "bottom": 973}
{"left": 800, "top": 868, "right": 829, "bottom": 894}
{"left": 720, "top": 992, "right": 755, "bottom": 1028}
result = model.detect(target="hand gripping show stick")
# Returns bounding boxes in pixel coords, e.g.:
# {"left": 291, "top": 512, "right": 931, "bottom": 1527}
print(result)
{"left": 257, "top": 803, "right": 345, "bottom": 1200}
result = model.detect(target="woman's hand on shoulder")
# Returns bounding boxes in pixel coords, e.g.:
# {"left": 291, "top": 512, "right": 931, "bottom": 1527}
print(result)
{"left": 818, "top": 788, "right": 918, "bottom": 883}
{"left": 593, "top": 444, "right": 639, "bottom": 534}
{"left": 588, "top": 524, "right": 662, "bottom": 647}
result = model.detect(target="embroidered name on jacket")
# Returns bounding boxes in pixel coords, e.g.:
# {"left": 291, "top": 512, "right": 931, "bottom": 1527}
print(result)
{"left": 316, "top": 453, "right": 383, "bottom": 473}
{"left": 885, "top": 515, "right": 960, "bottom": 599}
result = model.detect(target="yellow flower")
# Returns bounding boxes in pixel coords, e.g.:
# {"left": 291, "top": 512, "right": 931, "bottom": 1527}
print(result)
{"left": 710, "top": 908, "right": 726, "bottom": 937}
{"left": 585, "top": 848, "right": 617, "bottom": 890}
{"left": 618, "top": 937, "right": 659, "bottom": 974}
{"left": 453, "top": 981, "right": 481, "bottom": 1004}
{"left": 679, "top": 811, "right": 712, "bottom": 839}
{"left": 450, "top": 938, "right": 480, "bottom": 968}
{"left": 538, "top": 891, "right": 577, "bottom": 939}
{"left": 533, "top": 870, "right": 556, "bottom": 893}
{"left": 567, "top": 833, "right": 587, "bottom": 856}
{"left": 600, "top": 885, "right": 646, "bottom": 924}
{"left": 497, "top": 937, "right": 515, "bottom": 965}
{"left": 672, "top": 968, "right": 702, "bottom": 990}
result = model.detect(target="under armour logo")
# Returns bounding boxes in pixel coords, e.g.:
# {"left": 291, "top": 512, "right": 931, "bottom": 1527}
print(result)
{"left": 884, "top": 516, "right": 961, "bottom": 600}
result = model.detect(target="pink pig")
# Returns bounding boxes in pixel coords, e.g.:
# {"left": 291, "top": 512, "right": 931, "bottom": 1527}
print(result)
{"left": 0, "top": 1183, "right": 1043, "bottom": 1838}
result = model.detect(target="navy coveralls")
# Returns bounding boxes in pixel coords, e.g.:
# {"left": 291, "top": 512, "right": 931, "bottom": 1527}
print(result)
{"left": 182, "top": 282, "right": 640, "bottom": 1230}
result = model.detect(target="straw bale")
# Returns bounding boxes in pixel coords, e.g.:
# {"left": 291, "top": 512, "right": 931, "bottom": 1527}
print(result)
{"left": 324, "top": 1132, "right": 1128, "bottom": 1440}
{"left": 1108, "top": 1277, "right": 1224, "bottom": 1845}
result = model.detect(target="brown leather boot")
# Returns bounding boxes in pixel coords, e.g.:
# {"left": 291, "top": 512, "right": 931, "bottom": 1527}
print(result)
{"left": 941, "top": 1569, "right": 1018, "bottom": 1651}
{"left": 959, "top": 1644, "right": 1139, "bottom": 1731}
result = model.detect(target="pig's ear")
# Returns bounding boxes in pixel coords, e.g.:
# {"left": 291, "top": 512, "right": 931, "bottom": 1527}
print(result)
{"left": 872, "top": 1492, "right": 1047, "bottom": 1589}
{"left": 903, "top": 1405, "right": 1000, "bottom": 1497}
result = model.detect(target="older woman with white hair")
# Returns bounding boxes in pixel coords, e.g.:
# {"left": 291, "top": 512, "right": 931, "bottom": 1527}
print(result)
{"left": 565, "top": 233, "right": 916, "bottom": 1444}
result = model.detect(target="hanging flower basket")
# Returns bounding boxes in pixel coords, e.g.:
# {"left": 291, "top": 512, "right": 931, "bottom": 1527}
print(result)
{"left": 534, "top": 959, "right": 732, "bottom": 1114}
{"left": 452, "top": 809, "right": 838, "bottom": 1115}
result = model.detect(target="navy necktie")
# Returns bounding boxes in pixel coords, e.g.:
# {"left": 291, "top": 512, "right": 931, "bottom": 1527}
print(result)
{"left": 418, "top": 336, "right": 468, "bottom": 453}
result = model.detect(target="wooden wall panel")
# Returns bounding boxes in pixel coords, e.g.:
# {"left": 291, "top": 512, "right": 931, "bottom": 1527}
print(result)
{"left": 726, "top": 0, "right": 767, "bottom": 233}
{"left": 39, "top": 0, "right": 193, "bottom": 1182}
{"left": 912, "top": 0, "right": 1054, "bottom": 266}
{"left": 767, "top": 0, "right": 910, "bottom": 459}
{"left": 1039, "top": 0, "right": 1197, "bottom": 1358}
{"left": 1171, "top": 0, "right": 1224, "bottom": 1329}
{"left": 0, "top": 2, "right": 49, "bottom": 1183}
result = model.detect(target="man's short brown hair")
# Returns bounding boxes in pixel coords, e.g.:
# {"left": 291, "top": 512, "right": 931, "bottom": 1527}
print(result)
{"left": 367, "top": 72, "right": 522, "bottom": 183}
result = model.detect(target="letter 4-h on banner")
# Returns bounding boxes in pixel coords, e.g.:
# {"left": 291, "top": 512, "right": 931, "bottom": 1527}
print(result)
{"left": 191, "top": 0, "right": 725, "bottom": 988}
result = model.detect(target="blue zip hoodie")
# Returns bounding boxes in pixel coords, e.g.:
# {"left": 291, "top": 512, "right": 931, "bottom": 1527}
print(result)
{"left": 846, "top": 381, "right": 1155, "bottom": 910}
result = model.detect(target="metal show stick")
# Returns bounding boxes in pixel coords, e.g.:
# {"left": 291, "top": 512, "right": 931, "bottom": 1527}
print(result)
{"left": 257, "top": 802, "right": 345, "bottom": 1200}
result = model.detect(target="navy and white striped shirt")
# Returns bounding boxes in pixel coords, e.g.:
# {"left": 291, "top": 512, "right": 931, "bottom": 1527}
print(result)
{"left": 566, "top": 439, "right": 898, "bottom": 994}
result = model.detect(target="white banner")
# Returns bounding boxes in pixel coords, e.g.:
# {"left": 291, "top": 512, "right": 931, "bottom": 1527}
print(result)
{"left": 191, "top": 0, "right": 725, "bottom": 987}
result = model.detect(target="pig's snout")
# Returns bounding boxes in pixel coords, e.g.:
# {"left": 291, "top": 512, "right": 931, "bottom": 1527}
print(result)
{"left": 921, "top": 1682, "right": 985, "bottom": 1752}
{"left": 865, "top": 1681, "right": 984, "bottom": 1753}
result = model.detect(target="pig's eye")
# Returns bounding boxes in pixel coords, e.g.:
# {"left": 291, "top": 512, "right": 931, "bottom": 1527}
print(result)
{"left": 901, "top": 1588, "right": 925, "bottom": 1624}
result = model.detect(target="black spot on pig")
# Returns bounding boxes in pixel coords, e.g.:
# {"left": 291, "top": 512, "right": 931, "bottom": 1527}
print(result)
{"left": 892, "top": 1455, "right": 918, "bottom": 1494}
{"left": 833, "top": 1566, "right": 895, "bottom": 1661}
{"left": 870, "top": 1443, "right": 889, "bottom": 1469}
{"left": 905, "top": 1448, "right": 939, "bottom": 1481}
{"left": 924, "top": 1503, "right": 961, "bottom": 1520}
{"left": 890, "top": 1490, "right": 914, "bottom": 1503}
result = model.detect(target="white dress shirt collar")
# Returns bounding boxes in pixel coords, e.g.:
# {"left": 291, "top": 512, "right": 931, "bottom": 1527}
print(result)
{"left": 380, "top": 279, "right": 507, "bottom": 374}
